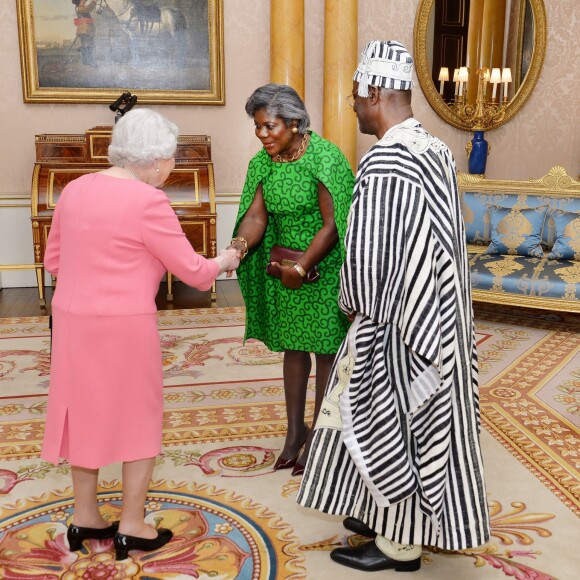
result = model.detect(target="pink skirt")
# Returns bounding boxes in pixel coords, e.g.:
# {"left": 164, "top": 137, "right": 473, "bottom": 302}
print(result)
{"left": 42, "top": 307, "right": 163, "bottom": 468}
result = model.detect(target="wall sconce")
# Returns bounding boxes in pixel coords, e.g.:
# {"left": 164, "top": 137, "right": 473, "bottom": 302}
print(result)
{"left": 501, "top": 68, "right": 512, "bottom": 103}
{"left": 457, "top": 66, "right": 469, "bottom": 97}
{"left": 453, "top": 68, "right": 460, "bottom": 97}
{"left": 489, "top": 67, "right": 502, "bottom": 101}
{"left": 438, "top": 67, "right": 449, "bottom": 95}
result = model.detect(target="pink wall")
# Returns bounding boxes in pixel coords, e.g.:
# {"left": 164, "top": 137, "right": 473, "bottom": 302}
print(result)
{"left": 0, "top": 0, "right": 578, "bottom": 201}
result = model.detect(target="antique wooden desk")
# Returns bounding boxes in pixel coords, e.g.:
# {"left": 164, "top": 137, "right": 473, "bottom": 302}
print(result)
{"left": 31, "top": 126, "right": 217, "bottom": 306}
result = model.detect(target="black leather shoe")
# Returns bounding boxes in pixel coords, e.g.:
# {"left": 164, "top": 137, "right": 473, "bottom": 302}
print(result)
{"left": 114, "top": 528, "right": 173, "bottom": 560}
{"left": 291, "top": 462, "right": 305, "bottom": 476}
{"left": 274, "top": 427, "right": 309, "bottom": 471}
{"left": 273, "top": 455, "right": 298, "bottom": 470}
{"left": 343, "top": 516, "right": 377, "bottom": 538}
{"left": 67, "top": 522, "right": 119, "bottom": 551}
{"left": 331, "top": 541, "right": 421, "bottom": 572}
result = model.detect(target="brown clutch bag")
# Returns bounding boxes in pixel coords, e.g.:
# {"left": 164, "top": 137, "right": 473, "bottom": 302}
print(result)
{"left": 267, "top": 245, "right": 320, "bottom": 283}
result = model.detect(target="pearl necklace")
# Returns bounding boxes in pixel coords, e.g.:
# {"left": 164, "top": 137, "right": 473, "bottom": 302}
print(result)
{"left": 275, "top": 133, "right": 308, "bottom": 163}
{"left": 122, "top": 165, "right": 142, "bottom": 182}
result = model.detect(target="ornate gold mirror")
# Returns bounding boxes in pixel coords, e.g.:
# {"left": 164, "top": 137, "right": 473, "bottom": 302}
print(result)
{"left": 414, "top": 0, "right": 547, "bottom": 132}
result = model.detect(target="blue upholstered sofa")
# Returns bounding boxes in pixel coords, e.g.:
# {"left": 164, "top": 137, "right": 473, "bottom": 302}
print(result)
{"left": 458, "top": 166, "right": 580, "bottom": 313}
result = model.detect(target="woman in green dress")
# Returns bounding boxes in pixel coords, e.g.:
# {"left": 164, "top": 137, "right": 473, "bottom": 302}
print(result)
{"left": 230, "top": 84, "right": 354, "bottom": 475}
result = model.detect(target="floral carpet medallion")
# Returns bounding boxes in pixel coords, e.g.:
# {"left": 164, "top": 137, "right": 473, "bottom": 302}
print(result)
{"left": 1, "top": 306, "right": 579, "bottom": 578}
{"left": 0, "top": 480, "right": 303, "bottom": 579}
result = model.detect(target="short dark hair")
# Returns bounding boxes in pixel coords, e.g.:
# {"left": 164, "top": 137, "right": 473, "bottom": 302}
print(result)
{"left": 245, "top": 84, "right": 310, "bottom": 133}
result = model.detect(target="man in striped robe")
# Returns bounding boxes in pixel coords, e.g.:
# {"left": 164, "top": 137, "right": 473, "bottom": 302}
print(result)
{"left": 297, "top": 40, "right": 490, "bottom": 572}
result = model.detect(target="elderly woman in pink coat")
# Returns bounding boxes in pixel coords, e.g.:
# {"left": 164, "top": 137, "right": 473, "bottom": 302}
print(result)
{"left": 42, "top": 108, "right": 239, "bottom": 560}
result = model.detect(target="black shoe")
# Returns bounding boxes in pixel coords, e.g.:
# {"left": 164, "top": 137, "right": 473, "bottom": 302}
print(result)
{"left": 343, "top": 516, "right": 377, "bottom": 538}
{"left": 331, "top": 540, "right": 421, "bottom": 572}
{"left": 291, "top": 462, "right": 305, "bottom": 476}
{"left": 67, "top": 522, "right": 119, "bottom": 551}
{"left": 114, "top": 528, "right": 173, "bottom": 560}
{"left": 274, "top": 427, "right": 309, "bottom": 471}
{"left": 273, "top": 454, "right": 298, "bottom": 470}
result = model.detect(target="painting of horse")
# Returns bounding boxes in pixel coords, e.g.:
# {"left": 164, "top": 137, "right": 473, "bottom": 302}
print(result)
{"left": 16, "top": 0, "right": 224, "bottom": 104}
{"left": 95, "top": 0, "right": 194, "bottom": 69}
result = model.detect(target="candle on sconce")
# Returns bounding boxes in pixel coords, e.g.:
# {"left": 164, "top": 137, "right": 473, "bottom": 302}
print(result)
{"left": 490, "top": 68, "right": 501, "bottom": 99}
{"left": 438, "top": 67, "right": 449, "bottom": 95}
{"left": 501, "top": 68, "right": 512, "bottom": 100}
{"left": 453, "top": 68, "right": 460, "bottom": 95}
{"left": 458, "top": 67, "right": 469, "bottom": 97}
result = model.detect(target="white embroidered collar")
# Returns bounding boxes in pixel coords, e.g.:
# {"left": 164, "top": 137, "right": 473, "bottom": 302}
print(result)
{"left": 379, "top": 118, "right": 445, "bottom": 154}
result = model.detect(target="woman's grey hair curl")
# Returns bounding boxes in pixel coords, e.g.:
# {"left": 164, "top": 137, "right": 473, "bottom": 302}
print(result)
{"left": 245, "top": 84, "right": 310, "bottom": 133}
{"left": 108, "top": 108, "right": 179, "bottom": 167}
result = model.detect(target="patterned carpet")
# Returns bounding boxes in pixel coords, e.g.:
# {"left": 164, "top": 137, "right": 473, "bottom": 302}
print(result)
{"left": 0, "top": 306, "right": 578, "bottom": 579}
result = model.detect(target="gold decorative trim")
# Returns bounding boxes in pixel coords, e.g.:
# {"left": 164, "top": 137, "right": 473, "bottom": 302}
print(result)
{"left": 178, "top": 136, "right": 212, "bottom": 145}
{"left": 414, "top": 0, "right": 547, "bottom": 132}
{"left": 30, "top": 165, "right": 40, "bottom": 217}
{"left": 208, "top": 163, "right": 217, "bottom": 214}
{"left": 467, "top": 244, "right": 488, "bottom": 254}
{"left": 35, "top": 135, "right": 86, "bottom": 144}
{"left": 0, "top": 265, "right": 38, "bottom": 270}
{"left": 88, "top": 134, "right": 110, "bottom": 160}
{"left": 16, "top": 0, "right": 225, "bottom": 105}
{"left": 46, "top": 168, "right": 103, "bottom": 208}
{"left": 458, "top": 166, "right": 580, "bottom": 198}
{"left": 179, "top": 220, "right": 208, "bottom": 254}
{"left": 472, "top": 289, "right": 580, "bottom": 313}
{"left": 528, "top": 165, "right": 578, "bottom": 190}
{"left": 167, "top": 168, "right": 201, "bottom": 207}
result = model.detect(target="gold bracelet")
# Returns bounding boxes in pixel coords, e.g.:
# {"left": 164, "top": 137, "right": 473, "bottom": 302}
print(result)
{"left": 293, "top": 262, "right": 307, "bottom": 278}
{"left": 230, "top": 237, "right": 248, "bottom": 259}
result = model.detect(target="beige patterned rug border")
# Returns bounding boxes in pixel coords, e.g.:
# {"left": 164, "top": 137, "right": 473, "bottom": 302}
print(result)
{"left": 475, "top": 305, "right": 580, "bottom": 517}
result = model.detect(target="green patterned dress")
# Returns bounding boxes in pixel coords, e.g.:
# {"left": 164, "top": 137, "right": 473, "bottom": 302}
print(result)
{"left": 234, "top": 131, "right": 354, "bottom": 354}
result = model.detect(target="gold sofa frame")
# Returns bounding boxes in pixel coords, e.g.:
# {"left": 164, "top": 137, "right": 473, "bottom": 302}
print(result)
{"left": 457, "top": 166, "right": 580, "bottom": 313}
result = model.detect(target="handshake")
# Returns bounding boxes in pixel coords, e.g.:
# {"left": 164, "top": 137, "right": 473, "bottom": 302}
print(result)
{"left": 214, "top": 247, "right": 240, "bottom": 278}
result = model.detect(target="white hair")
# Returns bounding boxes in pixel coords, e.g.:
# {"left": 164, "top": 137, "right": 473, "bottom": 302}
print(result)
{"left": 108, "top": 108, "right": 179, "bottom": 167}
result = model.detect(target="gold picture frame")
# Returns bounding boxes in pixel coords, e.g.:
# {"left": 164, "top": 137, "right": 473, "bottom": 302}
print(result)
{"left": 17, "top": 0, "right": 224, "bottom": 105}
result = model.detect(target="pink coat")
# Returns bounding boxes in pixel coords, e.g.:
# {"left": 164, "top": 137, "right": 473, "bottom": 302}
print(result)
{"left": 41, "top": 174, "right": 220, "bottom": 468}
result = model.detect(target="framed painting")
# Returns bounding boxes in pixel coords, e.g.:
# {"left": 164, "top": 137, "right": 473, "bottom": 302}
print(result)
{"left": 16, "top": 0, "right": 224, "bottom": 105}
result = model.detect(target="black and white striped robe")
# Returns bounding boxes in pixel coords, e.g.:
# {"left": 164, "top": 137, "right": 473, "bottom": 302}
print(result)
{"left": 297, "top": 119, "right": 490, "bottom": 550}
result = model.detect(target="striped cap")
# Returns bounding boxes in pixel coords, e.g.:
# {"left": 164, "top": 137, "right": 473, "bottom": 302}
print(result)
{"left": 354, "top": 40, "right": 414, "bottom": 96}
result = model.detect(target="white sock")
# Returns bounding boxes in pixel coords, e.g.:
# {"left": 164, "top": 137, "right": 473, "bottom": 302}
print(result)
{"left": 375, "top": 535, "right": 422, "bottom": 561}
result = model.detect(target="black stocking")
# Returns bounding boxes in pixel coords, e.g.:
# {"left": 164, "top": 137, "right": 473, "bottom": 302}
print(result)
{"left": 298, "top": 352, "right": 335, "bottom": 464}
{"left": 280, "top": 350, "right": 311, "bottom": 460}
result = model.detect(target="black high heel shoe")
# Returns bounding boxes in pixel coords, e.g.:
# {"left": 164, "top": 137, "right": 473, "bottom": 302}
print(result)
{"left": 291, "top": 462, "right": 305, "bottom": 476}
{"left": 273, "top": 427, "right": 309, "bottom": 471}
{"left": 114, "top": 528, "right": 173, "bottom": 560}
{"left": 67, "top": 522, "right": 119, "bottom": 551}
